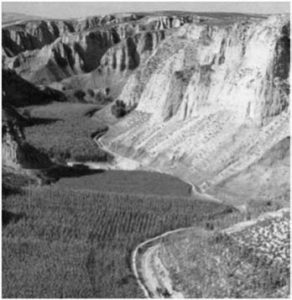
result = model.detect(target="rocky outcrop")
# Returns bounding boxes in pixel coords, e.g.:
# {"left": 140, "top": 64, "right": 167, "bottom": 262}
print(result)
{"left": 3, "top": 13, "right": 195, "bottom": 88}
{"left": 99, "top": 14, "right": 290, "bottom": 203}
{"left": 2, "top": 20, "right": 74, "bottom": 56}
{"left": 5, "top": 28, "right": 121, "bottom": 83}
{"left": 2, "top": 106, "right": 52, "bottom": 169}
{"left": 6, "top": 28, "right": 167, "bottom": 93}
{"left": 2, "top": 13, "right": 194, "bottom": 57}
{"left": 2, "top": 69, "right": 66, "bottom": 106}
{"left": 118, "top": 15, "right": 289, "bottom": 124}
{"left": 100, "top": 30, "right": 166, "bottom": 73}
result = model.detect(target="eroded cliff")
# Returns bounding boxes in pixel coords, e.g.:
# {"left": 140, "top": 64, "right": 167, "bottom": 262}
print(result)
{"left": 2, "top": 12, "right": 290, "bottom": 204}
{"left": 3, "top": 13, "right": 194, "bottom": 88}
{"left": 2, "top": 105, "right": 52, "bottom": 169}
{"left": 99, "top": 14, "right": 290, "bottom": 204}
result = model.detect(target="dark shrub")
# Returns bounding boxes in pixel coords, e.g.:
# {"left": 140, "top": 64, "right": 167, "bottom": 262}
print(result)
{"left": 95, "top": 91, "right": 113, "bottom": 104}
{"left": 111, "top": 100, "right": 126, "bottom": 118}
{"left": 22, "top": 109, "right": 31, "bottom": 118}
{"left": 74, "top": 89, "right": 86, "bottom": 101}
{"left": 87, "top": 89, "right": 95, "bottom": 97}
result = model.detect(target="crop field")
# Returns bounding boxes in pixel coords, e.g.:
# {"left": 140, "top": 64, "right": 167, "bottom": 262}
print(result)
{"left": 22, "top": 103, "right": 112, "bottom": 162}
{"left": 55, "top": 169, "right": 192, "bottom": 197}
{"left": 2, "top": 186, "right": 231, "bottom": 298}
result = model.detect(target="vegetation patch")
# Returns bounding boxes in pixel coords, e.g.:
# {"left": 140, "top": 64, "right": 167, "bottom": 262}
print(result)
{"left": 2, "top": 186, "right": 230, "bottom": 298}
{"left": 55, "top": 169, "right": 193, "bottom": 197}
{"left": 22, "top": 103, "right": 112, "bottom": 163}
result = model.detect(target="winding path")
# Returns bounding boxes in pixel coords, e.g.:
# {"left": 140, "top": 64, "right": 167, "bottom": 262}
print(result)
{"left": 131, "top": 227, "right": 192, "bottom": 298}
{"left": 94, "top": 136, "right": 222, "bottom": 203}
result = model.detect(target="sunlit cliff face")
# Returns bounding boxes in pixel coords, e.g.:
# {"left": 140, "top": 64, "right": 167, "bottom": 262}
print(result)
{"left": 101, "top": 14, "right": 290, "bottom": 203}
{"left": 120, "top": 15, "right": 289, "bottom": 125}
{"left": 2, "top": 13, "right": 290, "bottom": 204}
{"left": 2, "top": 15, "right": 192, "bottom": 85}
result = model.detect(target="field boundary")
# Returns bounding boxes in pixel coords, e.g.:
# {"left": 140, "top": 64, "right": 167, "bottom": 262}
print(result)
{"left": 223, "top": 207, "right": 289, "bottom": 234}
{"left": 94, "top": 135, "right": 223, "bottom": 204}
{"left": 131, "top": 227, "right": 192, "bottom": 298}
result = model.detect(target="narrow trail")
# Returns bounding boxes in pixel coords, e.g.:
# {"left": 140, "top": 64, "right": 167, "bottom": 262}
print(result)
{"left": 131, "top": 227, "right": 192, "bottom": 298}
{"left": 94, "top": 136, "right": 223, "bottom": 203}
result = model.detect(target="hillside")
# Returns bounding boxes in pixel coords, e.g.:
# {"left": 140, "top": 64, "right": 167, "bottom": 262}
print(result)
{"left": 2, "top": 9, "right": 290, "bottom": 299}
{"left": 139, "top": 208, "right": 289, "bottom": 298}
{"left": 98, "top": 13, "right": 290, "bottom": 207}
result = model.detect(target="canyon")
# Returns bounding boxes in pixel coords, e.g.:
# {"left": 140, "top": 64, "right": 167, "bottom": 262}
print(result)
{"left": 2, "top": 10, "right": 290, "bottom": 298}
{"left": 2, "top": 10, "right": 290, "bottom": 216}
{"left": 98, "top": 13, "right": 290, "bottom": 206}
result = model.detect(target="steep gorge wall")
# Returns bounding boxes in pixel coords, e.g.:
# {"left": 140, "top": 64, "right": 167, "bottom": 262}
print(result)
{"left": 5, "top": 28, "right": 121, "bottom": 84}
{"left": 2, "top": 14, "right": 194, "bottom": 57}
{"left": 3, "top": 14, "right": 191, "bottom": 87}
{"left": 3, "top": 20, "right": 75, "bottom": 57}
{"left": 119, "top": 15, "right": 289, "bottom": 124}
{"left": 2, "top": 113, "right": 52, "bottom": 170}
{"left": 100, "top": 15, "right": 290, "bottom": 203}
{"left": 2, "top": 15, "right": 134, "bottom": 57}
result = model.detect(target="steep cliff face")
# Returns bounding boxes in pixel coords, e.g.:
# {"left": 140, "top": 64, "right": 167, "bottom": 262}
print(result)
{"left": 101, "top": 30, "right": 166, "bottom": 72}
{"left": 3, "top": 13, "right": 194, "bottom": 88}
{"left": 2, "top": 13, "right": 194, "bottom": 57}
{"left": 2, "top": 69, "right": 66, "bottom": 106}
{"left": 2, "top": 107, "right": 52, "bottom": 169}
{"left": 100, "top": 14, "right": 290, "bottom": 203}
{"left": 6, "top": 29, "right": 167, "bottom": 97}
{"left": 2, "top": 15, "right": 126, "bottom": 57}
{"left": 6, "top": 28, "right": 121, "bottom": 84}
{"left": 119, "top": 15, "right": 289, "bottom": 124}
{"left": 2, "top": 20, "right": 74, "bottom": 56}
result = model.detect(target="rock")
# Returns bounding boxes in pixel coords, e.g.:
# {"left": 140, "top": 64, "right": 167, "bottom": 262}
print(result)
{"left": 2, "top": 12, "right": 290, "bottom": 204}
{"left": 99, "top": 14, "right": 290, "bottom": 204}
{"left": 3, "top": 13, "right": 193, "bottom": 88}
{"left": 2, "top": 107, "right": 52, "bottom": 169}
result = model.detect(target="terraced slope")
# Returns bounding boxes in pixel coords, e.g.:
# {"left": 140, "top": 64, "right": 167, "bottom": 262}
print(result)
{"left": 99, "top": 14, "right": 290, "bottom": 205}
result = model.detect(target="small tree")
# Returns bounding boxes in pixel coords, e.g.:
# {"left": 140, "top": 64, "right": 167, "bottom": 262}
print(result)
{"left": 111, "top": 100, "right": 126, "bottom": 118}
{"left": 22, "top": 109, "right": 31, "bottom": 118}
{"left": 74, "top": 89, "right": 86, "bottom": 101}
{"left": 87, "top": 89, "right": 95, "bottom": 97}
{"left": 105, "top": 87, "right": 110, "bottom": 96}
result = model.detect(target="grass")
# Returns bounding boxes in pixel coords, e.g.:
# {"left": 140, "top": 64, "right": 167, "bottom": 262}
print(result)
{"left": 54, "top": 169, "right": 193, "bottom": 197}
{"left": 22, "top": 102, "right": 112, "bottom": 163}
{"left": 2, "top": 170, "right": 38, "bottom": 197}
{"left": 2, "top": 186, "right": 231, "bottom": 298}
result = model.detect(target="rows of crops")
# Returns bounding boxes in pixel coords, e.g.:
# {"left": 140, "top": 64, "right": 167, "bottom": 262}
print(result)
{"left": 23, "top": 103, "right": 111, "bottom": 162}
{"left": 3, "top": 186, "right": 231, "bottom": 298}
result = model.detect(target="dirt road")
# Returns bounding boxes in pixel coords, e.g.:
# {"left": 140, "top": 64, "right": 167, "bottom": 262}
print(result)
{"left": 132, "top": 227, "right": 192, "bottom": 298}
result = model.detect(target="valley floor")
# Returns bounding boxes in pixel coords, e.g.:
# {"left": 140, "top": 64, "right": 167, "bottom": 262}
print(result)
{"left": 3, "top": 163, "right": 231, "bottom": 298}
